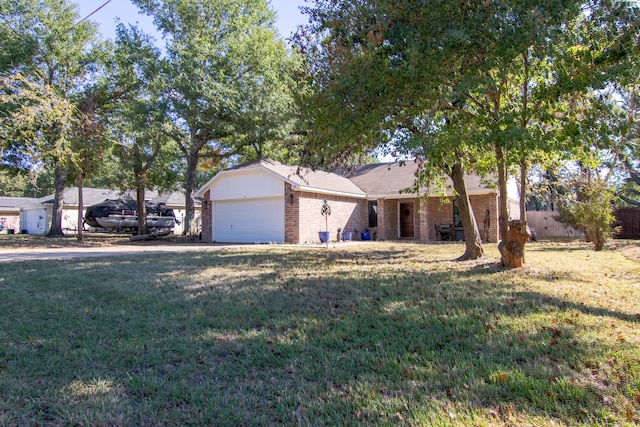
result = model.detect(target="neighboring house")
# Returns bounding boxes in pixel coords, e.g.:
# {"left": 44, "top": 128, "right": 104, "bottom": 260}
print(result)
{"left": 196, "top": 159, "right": 520, "bottom": 244}
{"left": 14, "top": 187, "right": 199, "bottom": 235}
{"left": 0, "top": 196, "right": 37, "bottom": 234}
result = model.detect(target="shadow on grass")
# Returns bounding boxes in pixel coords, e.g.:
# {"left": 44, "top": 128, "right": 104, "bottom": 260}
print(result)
{"left": 0, "top": 246, "right": 637, "bottom": 425}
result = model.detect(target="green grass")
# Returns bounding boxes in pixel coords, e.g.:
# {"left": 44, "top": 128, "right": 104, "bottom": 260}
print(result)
{"left": 0, "top": 242, "right": 639, "bottom": 426}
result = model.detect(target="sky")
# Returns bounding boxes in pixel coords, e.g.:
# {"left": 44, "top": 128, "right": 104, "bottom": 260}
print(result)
{"left": 77, "top": 0, "right": 308, "bottom": 43}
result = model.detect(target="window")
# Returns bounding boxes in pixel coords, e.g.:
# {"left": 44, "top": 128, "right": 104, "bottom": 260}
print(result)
{"left": 368, "top": 201, "right": 378, "bottom": 228}
{"left": 453, "top": 200, "right": 462, "bottom": 228}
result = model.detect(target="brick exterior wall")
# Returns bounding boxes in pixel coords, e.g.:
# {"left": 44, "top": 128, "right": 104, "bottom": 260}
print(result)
{"left": 201, "top": 178, "right": 499, "bottom": 244}
{"left": 284, "top": 183, "right": 299, "bottom": 243}
{"left": 201, "top": 189, "right": 212, "bottom": 242}
{"left": 290, "top": 189, "right": 367, "bottom": 243}
{"left": 425, "top": 193, "right": 498, "bottom": 242}
{"left": 472, "top": 193, "right": 499, "bottom": 243}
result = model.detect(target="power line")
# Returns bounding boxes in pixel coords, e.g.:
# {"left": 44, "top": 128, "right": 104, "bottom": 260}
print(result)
{"left": 75, "top": 0, "right": 112, "bottom": 27}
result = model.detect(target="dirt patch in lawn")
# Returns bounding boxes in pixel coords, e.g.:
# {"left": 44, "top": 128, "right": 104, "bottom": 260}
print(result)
{"left": 610, "top": 240, "right": 640, "bottom": 262}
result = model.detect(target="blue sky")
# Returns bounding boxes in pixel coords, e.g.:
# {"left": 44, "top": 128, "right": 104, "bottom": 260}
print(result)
{"left": 77, "top": 0, "right": 308, "bottom": 43}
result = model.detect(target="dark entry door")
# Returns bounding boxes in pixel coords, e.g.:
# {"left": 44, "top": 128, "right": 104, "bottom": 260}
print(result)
{"left": 400, "top": 203, "right": 414, "bottom": 238}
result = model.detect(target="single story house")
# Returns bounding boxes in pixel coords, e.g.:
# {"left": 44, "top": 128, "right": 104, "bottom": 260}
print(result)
{"left": 196, "top": 159, "right": 520, "bottom": 244}
{"left": 16, "top": 187, "right": 199, "bottom": 235}
{"left": 0, "top": 196, "right": 37, "bottom": 234}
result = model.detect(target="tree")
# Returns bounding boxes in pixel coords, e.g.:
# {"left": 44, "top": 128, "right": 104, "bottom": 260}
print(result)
{"left": 0, "top": 0, "right": 99, "bottom": 237}
{"left": 98, "top": 24, "right": 179, "bottom": 235}
{"left": 297, "top": 0, "right": 639, "bottom": 266}
{"left": 70, "top": 90, "right": 104, "bottom": 241}
{"left": 294, "top": 1, "right": 487, "bottom": 260}
{"left": 1, "top": 73, "right": 76, "bottom": 236}
{"left": 391, "top": 114, "right": 488, "bottom": 260}
{"left": 131, "top": 0, "right": 295, "bottom": 235}
{"left": 540, "top": 87, "right": 631, "bottom": 250}
{"left": 617, "top": 61, "right": 640, "bottom": 207}
{"left": 557, "top": 177, "right": 617, "bottom": 251}
{"left": 0, "top": 170, "right": 29, "bottom": 196}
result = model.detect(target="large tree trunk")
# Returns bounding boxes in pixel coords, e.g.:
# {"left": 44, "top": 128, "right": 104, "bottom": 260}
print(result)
{"left": 449, "top": 162, "right": 484, "bottom": 260}
{"left": 136, "top": 176, "right": 148, "bottom": 236}
{"left": 47, "top": 166, "right": 67, "bottom": 237}
{"left": 77, "top": 173, "right": 83, "bottom": 242}
{"left": 586, "top": 225, "right": 606, "bottom": 251}
{"left": 183, "top": 150, "right": 199, "bottom": 236}
{"left": 495, "top": 145, "right": 509, "bottom": 242}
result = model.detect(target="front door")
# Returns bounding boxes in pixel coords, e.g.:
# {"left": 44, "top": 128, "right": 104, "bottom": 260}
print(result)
{"left": 399, "top": 202, "right": 414, "bottom": 238}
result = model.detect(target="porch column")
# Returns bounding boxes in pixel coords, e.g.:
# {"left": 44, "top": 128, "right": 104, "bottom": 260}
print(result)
{"left": 417, "top": 198, "right": 429, "bottom": 242}
{"left": 375, "top": 198, "right": 386, "bottom": 240}
{"left": 284, "top": 183, "right": 299, "bottom": 243}
{"left": 201, "top": 190, "right": 213, "bottom": 242}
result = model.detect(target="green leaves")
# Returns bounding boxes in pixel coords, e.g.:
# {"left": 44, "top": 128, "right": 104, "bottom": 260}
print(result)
{"left": 127, "top": 0, "right": 297, "bottom": 234}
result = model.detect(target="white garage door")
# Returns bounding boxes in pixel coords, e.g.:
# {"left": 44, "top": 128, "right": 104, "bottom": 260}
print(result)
{"left": 214, "top": 197, "right": 284, "bottom": 243}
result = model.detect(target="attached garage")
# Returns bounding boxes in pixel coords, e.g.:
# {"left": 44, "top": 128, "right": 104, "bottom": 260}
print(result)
{"left": 213, "top": 197, "right": 284, "bottom": 243}
{"left": 196, "top": 159, "right": 368, "bottom": 244}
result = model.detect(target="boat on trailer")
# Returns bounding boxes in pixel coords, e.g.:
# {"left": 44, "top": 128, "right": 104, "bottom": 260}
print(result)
{"left": 95, "top": 215, "right": 175, "bottom": 230}
{"left": 85, "top": 199, "right": 177, "bottom": 232}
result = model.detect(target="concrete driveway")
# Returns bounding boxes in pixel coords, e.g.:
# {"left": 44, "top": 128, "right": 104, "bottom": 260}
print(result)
{"left": 0, "top": 244, "right": 232, "bottom": 264}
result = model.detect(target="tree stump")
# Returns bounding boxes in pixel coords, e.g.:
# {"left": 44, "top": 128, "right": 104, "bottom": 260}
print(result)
{"left": 498, "top": 220, "right": 530, "bottom": 268}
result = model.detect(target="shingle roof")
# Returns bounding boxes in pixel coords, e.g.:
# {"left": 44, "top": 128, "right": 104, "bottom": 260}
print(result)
{"left": 149, "top": 191, "right": 200, "bottom": 207}
{"left": 38, "top": 188, "right": 132, "bottom": 206}
{"left": 347, "top": 162, "right": 495, "bottom": 197}
{"left": 0, "top": 196, "right": 38, "bottom": 210}
{"left": 36, "top": 188, "right": 197, "bottom": 208}
{"left": 259, "top": 159, "right": 366, "bottom": 196}
{"left": 196, "top": 159, "right": 497, "bottom": 199}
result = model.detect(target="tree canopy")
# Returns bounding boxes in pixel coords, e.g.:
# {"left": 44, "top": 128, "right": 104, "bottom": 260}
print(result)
{"left": 0, "top": 0, "right": 100, "bottom": 235}
{"left": 296, "top": 0, "right": 639, "bottom": 264}
{"left": 129, "top": 0, "right": 297, "bottom": 235}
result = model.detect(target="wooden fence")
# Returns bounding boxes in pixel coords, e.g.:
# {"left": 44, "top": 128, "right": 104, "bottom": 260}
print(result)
{"left": 525, "top": 211, "right": 583, "bottom": 239}
{"left": 614, "top": 208, "right": 640, "bottom": 239}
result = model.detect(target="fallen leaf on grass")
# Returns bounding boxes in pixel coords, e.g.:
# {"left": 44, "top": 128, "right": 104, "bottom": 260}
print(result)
{"left": 293, "top": 405, "right": 308, "bottom": 424}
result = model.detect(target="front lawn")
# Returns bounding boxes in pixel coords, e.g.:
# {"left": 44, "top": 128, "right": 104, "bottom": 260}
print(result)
{"left": 0, "top": 242, "right": 639, "bottom": 426}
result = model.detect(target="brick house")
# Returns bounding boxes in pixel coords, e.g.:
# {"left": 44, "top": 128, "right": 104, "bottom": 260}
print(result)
{"left": 196, "top": 159, "right": 514, "bottom": 244}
